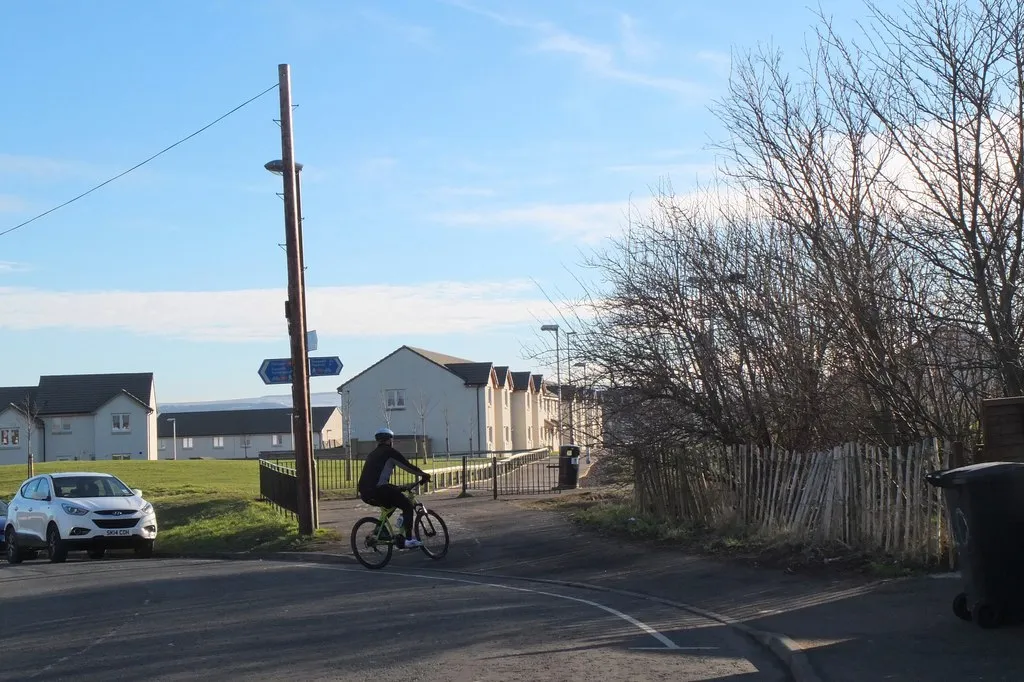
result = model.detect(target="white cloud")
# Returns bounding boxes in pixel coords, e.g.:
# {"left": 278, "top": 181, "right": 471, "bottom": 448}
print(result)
{"left": 0, "top": 154, "right": 97, "bottom": 181}
{"left": 695, "top": 50, "right": 731, "bottom": 77}
{"left": 441, "top": 0, "right": 706, "bottom": 96}
{"left": 430, "top": 200, "right": 652, "bottom": 243}
{"left": 618, "top": 14, "right": 657, "bottom": 62}
{"left": 0, "top": 280, "right": 584, "bottom": 342}
{"left": 0, "top": 261, "right": 30, "bottom": 274}
{"left": 0, "top": 194, "right": 27, "bottom": 213}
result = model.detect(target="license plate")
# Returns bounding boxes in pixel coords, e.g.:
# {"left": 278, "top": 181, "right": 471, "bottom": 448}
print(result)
{"left": 105, "top": 529, "right": 131, "bottom": 536}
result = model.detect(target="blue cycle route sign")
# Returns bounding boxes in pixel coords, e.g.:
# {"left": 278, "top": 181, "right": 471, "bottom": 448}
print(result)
{"left": 258, "top": 356, "right": 343, "bottom": 385}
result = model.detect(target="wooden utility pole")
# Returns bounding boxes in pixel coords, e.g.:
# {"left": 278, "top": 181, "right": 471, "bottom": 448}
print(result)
{"left": 276, "top": 63, "right": 317, "bottom": 535}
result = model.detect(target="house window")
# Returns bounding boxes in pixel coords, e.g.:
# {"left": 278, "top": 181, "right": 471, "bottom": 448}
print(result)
{"left": 487, "top": 426, "right": 493, "bottom": 443}
{"left": 213, "top": 436, "right": 225, "bottom": 449}
{"left": 182, "top": 437, "right": 194, "bottom": 449}
{"left": 51, "top": 418, "right": 71, "bottom": 434}
{"left": 112, "top": 413, "right": 131, "bottom": 433}
{"left": 486, "top": 388, "right": 492, "bottom": 406}
{"left": 528, "top": 427, "right": 532, "bottom": 440}
{"left": 0, "top": 428, "right": 19, "bottom": 448}
{"left": 159, "top": 441, "right": 166, "bottom": 450}
{"left": 385, "top": 389, "right": 406, "bottom": 410}
{"left": 272, "top": 434, "right": 284, "bottom": 447}
{"left": 504, "top": 391, "right": 508, "bottom": 407}
{"left": 111, "top": 454, "right": 132, "bottom": 461}
{"left": 504, "top": 426, "right": 509, "bottom": 441}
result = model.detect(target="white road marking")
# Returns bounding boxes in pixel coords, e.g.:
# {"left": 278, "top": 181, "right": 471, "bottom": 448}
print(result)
{"left": 297, "top": 563, "right": 717, "bottom": 653}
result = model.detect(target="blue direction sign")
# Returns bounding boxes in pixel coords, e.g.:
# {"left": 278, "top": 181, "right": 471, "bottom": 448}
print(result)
{"left": 258, "top": 356, "right": 344, "bottom": 385}
{"left": 309, "top": 356, "right": 343, "bottom": 377}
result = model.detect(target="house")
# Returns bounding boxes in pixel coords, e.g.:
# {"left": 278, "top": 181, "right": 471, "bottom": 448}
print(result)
{"left": 337, "top": 346, "right": 496, "bottom": 456}
{"left": 509, "top": 371, "right": 536, "bottom": 450}
{"left": 492, "top": 366, "right": 514, "bottom": 451}
{"left": 335, "top": 345, "right": 601, "bottom": 456}
{"left": 156, "top": 407, "right": 343, "bottom": 460}
{"left": 0, "top": 386, "right": 43, "bottom": 467}
{"left": 0, "top": 373, "right": 158, "bottom": 465}
{"left": 532, "top": 375, "right": 560, "bottom": 450}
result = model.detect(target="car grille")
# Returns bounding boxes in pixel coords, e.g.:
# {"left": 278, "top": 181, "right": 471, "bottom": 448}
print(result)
{"left": 93, "top": 519, "right": 140, "bottom": 529}
{"left": 94, "top": 510, "right": 138, "bottom": 516}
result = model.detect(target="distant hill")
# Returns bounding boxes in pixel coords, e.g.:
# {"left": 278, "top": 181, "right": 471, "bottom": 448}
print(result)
{"left": 159, "top": 391, "right": 341, "bottom": 413}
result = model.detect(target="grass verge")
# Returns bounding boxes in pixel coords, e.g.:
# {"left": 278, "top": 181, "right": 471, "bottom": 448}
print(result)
{"left": 524, "top": 488, "right": 937, "bottom": 580}
{"left": 0, "top": 460, "right": 341, "bottom": 555}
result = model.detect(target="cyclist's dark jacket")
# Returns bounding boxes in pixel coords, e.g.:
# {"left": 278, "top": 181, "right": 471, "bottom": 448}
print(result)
{"left": 358, "top": 444, "right": 419, "bottom": 497}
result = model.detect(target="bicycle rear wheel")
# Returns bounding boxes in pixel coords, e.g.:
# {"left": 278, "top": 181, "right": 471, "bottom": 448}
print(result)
{"left": 415, "top": 510, "right": 449, "bottom": 560}
{"left": 351, "top": 516, "right": 393, "bottom": 569}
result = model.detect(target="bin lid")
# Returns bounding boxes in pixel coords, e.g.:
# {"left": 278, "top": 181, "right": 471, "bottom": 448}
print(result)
{"left": 926, "top": 461, "right": 1024, "bottom": 488}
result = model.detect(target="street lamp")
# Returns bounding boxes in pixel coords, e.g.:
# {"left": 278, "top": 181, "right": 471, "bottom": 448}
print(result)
{"left": 540, "top": 324, "right": 562, "bottom": 445}
{"left": 565, "top": 329, "right": 577, "bottom": 444}
{"left": 167, "top": 418, "right": 177, "bottom": 461}
{"left": 573, "top": 362, "right": 589, "bottom": 463}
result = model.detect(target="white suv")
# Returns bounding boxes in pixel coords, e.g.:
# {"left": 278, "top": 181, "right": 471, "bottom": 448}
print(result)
{"left": 4, "top": 471, "right": 158, "bottom": 563}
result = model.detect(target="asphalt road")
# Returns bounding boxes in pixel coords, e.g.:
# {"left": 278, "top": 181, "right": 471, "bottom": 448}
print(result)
{"left": 0, "top": 556, "right": 787, "bottom": 681}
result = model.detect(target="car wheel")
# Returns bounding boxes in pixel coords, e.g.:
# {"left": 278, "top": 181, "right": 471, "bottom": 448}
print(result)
{"left": 134, "top": 539, "right": 154, "bottom": 559}
{"left": 87, "top": 548, "right": 106, "bottom": 560}
{"left": 5, "top": 527, "right": 22, "bottom": 565}
{"left": 46, "top": 524, "right": 68, "bottom": 563}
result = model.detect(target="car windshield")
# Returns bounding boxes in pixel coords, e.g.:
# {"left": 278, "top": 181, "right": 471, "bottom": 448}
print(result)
{"left": 53, "top": 476, "right": 133, "bottom": 498}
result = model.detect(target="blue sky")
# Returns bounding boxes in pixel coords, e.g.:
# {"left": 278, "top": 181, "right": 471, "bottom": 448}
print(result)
{"left": 0, "top": 0, "right": 885, "bottom": 403}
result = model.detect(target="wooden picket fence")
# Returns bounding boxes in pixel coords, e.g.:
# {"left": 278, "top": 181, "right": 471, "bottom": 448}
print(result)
{"left": 632, "top": 438, "right": 957, "bottom": 564}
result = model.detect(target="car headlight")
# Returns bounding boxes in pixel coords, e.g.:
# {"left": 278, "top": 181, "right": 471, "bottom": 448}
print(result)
{"left": 138, "top": 502, "right": 153, "bottom": 515}
{"left": 61, "top": 503, "right": 89, "bottom": 516}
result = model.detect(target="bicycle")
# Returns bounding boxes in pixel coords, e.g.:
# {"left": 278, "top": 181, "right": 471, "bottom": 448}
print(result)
{"left": 350, "top": 480, "right": 450, "bottom": 570}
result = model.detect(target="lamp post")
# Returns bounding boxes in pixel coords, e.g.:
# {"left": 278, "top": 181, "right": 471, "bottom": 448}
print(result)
{"left": 168, "top": 418, "right": 177, "bottom": 461}
{"left": 540, "top": 324, "right": 562, "bottom": 445}
{"left": 265, "top": 63, "right": 316, "bottom": 536}
{"left": 573, "top": 362, "right": 589, "bottom": 463}
{"left": 565, "top": 330, "right": 577, "bottom": 444}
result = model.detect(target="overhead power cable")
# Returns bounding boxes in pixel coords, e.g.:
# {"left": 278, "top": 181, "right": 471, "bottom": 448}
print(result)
{"left": 1, "top": 82, "right": 280, "bottom": 238}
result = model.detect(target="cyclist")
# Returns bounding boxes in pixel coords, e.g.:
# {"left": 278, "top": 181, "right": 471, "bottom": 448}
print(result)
{"left": 358, "top": 427, "right": 432, "bottom": 549}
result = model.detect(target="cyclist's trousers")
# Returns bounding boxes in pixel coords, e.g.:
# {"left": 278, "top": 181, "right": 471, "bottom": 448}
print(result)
{"left": 360, "top": 484, "right": 413, "bottom": 536}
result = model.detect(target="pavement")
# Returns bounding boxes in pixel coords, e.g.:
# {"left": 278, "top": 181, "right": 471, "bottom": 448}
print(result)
{"left": 0, "top": 556, "right": 787, "bottom": 681}
{"left": 301, "top": 486, "right": 1024, "bottom": 682}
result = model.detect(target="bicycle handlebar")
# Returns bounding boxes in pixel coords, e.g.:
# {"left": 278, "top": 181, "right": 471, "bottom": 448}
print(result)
{"left": 399, "top": 477, "right": 430, "bottom": 492}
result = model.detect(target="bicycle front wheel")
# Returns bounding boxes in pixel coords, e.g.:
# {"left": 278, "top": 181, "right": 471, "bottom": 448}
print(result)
{"left": 351, "top": 516, "right": 393, "bottom": 570}
{"left": 415, "top": 510, "right": 450, "bottom": 560}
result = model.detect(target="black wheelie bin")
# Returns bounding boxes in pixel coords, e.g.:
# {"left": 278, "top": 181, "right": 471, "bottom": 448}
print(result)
{"left": 926, "top": 461, "right": 1024, "bottom": 629}
{"left": 558, "top": 444, "right": 580, "bottom": 489}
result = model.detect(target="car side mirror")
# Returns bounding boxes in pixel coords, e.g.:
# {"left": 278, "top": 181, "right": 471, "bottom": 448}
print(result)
{"left": 132, "top": 489, "right": 142, "bottom": 497}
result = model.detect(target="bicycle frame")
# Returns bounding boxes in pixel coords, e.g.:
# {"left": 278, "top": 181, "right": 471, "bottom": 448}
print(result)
{"left": 370, "top": 483, "right": 429, "bottom": 544}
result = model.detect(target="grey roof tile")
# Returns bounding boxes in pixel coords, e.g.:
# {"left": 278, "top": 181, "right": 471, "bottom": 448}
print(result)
{"left": 406, "top": 346, "right": 475, "bottom": 366}
{"left": 35, "top": 373, "right": 154, "bottom": 416}
{"left": 511, "top": 371, "right": 534, "bottom": 391}
{"left": 157, "top": 406, "right": 339, "bottom": 438}
{"left": 0, "top": 386, "right": 38, "bottom": 412}
{"left": 445, "top": 362, "right": 493, "bottom": 386}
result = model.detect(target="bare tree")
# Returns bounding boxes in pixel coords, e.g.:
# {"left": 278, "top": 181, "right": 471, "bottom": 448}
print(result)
{"left": 379, "top": 388, "right": 393, "bottom": 429}
{"left": 411, "top": 390, "right": 433, "bottom": 458}
{"left": 822, "top": 0, "right": 1024, "bottom": 407}
{"left": 440, "top": 395, "right": 452, "bottom": 456}
{"left": 17, "top": 395, "right": 42, "bottom": 478}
